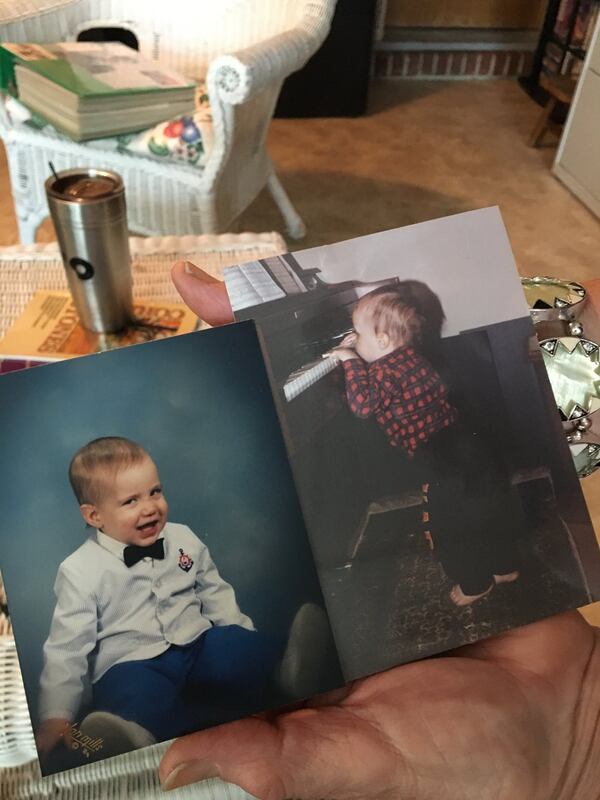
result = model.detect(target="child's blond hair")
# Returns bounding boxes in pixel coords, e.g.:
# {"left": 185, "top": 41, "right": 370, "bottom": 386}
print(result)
{"left": 356, "top": 290, "right": 423, "bottom": 349}
{"left": 69, "top": 436, "right": 148, "bottom": 504}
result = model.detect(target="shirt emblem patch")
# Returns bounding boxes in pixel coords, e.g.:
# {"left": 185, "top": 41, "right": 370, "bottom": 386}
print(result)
{"left": 178, "top": 548, "right": 194, "bottom": 572}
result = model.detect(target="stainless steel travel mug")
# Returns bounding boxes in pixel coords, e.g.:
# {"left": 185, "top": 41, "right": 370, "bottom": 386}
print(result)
{"left": 45, "top": 168, "right": 133, "bottom": 333}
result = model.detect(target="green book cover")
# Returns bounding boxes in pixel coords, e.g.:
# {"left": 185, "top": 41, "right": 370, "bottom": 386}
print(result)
{"left": 0, "top": 42, "right": 195, "bottom": 99}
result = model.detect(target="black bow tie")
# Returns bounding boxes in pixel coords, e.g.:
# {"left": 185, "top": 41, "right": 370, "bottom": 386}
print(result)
{"left": 123, "top": 538, "right": 165, "bottom": 568}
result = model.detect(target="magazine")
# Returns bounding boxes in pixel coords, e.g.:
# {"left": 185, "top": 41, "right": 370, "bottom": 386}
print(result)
{"left": 224, "top": 207, "right": 600, "bottom": 681}
{"left": 0, "top": 290, "right": 199, "bottom": 361}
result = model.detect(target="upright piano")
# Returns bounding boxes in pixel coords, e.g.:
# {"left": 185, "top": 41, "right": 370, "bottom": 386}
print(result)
{"left": 227, "top": 253, "right": 399, "bottom": 565}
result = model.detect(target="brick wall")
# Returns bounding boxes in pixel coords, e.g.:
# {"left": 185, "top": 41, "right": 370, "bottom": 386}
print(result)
{"left": 373, "top": 48, "right": 534, "bottom": 80}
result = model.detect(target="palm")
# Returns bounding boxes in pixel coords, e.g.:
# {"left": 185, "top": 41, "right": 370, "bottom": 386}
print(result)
{"left": 330, "top": 634, "right": 557, "bottom": 800}
{"left": 160, "top": 611, "right": 598, "bottom": 799}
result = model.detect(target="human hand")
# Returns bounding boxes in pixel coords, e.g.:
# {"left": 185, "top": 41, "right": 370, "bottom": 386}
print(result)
{"left": 167, "top": 266, "right": 600, "bottom": 799}
{"left": 339, "top": 331, "right": 357, "bottom": 348}
{"left": 327, "top": 346, "right": 358, "bottom": 362}
{"left": 323, "top": 333, "right": 357, "bottom": 362}
{"left": 35, "top": 717, "right": 74, "bottom": 759}
{"left": 159, "top": 611, "right": 599, "bottom": 799}
{"left": 171, "top": 260, "right": 234, "bottom": 327}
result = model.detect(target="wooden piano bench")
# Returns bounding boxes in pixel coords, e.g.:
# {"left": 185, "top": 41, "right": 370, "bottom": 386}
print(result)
{"left": 346, "top": 488, "right": 425, "bottom": 565}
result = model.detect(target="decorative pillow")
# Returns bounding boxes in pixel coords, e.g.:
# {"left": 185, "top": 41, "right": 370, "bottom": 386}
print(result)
{"left": 3, "top": 83, "right": 212, "bottom": 171}
{"left": 113, "top": 83, "right": 212, "bottom": 167}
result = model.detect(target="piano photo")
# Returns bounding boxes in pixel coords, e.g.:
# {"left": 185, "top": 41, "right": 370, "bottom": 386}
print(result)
{"left": 225, "top": 209, "right": 600, "bottom": 677}
{"left": 223, "top": 213, "right": 600, "bottom": 683}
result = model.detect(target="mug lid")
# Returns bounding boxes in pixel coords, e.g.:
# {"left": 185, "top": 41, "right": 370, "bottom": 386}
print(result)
{"left": 45, "top": 169, "right": 123, "bottom": 202}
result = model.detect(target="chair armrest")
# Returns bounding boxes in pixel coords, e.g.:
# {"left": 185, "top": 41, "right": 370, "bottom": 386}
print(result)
{"left": 207, "top": 4, "right": 335, "bottom": 105}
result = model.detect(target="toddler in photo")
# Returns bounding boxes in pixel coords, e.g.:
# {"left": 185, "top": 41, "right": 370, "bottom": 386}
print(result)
{"left": 330, "top": 283, "right": 521, "bottom": 606}
{"left": 36, "top": 437, "right": 321, "bottom": 763}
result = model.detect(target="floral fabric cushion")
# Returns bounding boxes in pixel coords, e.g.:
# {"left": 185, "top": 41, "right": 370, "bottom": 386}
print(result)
{"left": 3, "top": 84, "right": 213, "bottom": 171}
{"left": 111, "top": 84, "right": 212, "bottom": 167}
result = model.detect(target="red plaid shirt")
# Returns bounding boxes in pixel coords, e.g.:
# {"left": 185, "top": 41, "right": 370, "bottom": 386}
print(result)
{"left": 342, "top": 345, "right": 458, "bottom": 456}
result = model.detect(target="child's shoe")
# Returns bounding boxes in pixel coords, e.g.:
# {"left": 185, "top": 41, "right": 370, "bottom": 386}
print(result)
{"left": 79, "top": 710, "right": 156, "bottom": 758}
{"left": 276, "top": 602, "right": 332, "bottom": 699}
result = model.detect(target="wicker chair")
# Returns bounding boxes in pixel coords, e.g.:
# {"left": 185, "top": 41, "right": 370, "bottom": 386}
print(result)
{"left": 0, "top": 0, "right": 336, "bottom": 244}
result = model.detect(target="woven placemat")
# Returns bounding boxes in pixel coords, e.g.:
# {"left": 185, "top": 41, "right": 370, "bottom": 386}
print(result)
{"left": 0, "top": 233, "right": 285, "bottom": 799}
{"left": 0, "top": 233, "right": 286, "bottom": 337}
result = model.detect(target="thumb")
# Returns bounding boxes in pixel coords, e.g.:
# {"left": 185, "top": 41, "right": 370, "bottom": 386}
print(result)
{"left": 159, "top": 717, "right": 292, "bottom": 797}
{"left": 171, "top": 261, "right": 234, "bottom": 327}
{"left": 159, "top": 698, "right": 402, "bottom": 800}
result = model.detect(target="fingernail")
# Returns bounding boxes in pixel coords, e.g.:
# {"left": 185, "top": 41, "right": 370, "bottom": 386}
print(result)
{"left": 183, "top": 261, "right": 201, "bottom": 276}
{"left": 161, "top": 759, "right": 221, "bottom": 792}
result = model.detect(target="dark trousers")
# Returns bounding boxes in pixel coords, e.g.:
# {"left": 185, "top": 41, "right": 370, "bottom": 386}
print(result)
{"left": 387, "top": 422, "right": 520, "bottom": 596}
{"left": 92, "top": 625, "right": 281, "bottom": 741}
{"left": 416, "top": 423, "right": 521, "bottom": 595}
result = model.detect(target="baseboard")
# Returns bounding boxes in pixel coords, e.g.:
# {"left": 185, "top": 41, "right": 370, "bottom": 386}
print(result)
{"left": 373, "top": 27, "right": 537, "bottom": 80}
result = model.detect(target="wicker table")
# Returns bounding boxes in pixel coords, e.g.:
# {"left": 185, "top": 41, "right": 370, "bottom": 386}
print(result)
{"left": 0, "top": 232, "right": 286, "bottom": 799}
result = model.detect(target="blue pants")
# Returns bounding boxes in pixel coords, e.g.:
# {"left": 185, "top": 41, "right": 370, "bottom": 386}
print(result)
{"left": 92, "top": 625, "right": 281, "bottom": 741}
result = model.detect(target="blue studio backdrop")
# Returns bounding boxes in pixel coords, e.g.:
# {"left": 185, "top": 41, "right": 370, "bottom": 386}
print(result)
{"left": 0, "top": 321, "right": 337, "bottom": 724}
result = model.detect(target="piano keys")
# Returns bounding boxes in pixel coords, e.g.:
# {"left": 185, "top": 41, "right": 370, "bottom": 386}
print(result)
{"left": 283, "top": 355, "right": 340, "bottom": 402}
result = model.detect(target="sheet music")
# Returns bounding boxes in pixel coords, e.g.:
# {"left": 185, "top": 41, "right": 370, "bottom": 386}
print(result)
{"left": 226, "top": 262, "right": 286, "bottom": 311}
{"left": 262, "top": 256, "right": 307, "bottom": 295}
{"left": 284, "top": 356, "right": 339, "bottom": 402}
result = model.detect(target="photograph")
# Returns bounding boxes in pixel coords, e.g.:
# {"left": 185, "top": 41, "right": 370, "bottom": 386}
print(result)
{"left": 225, "top": 208, "right": 600, "bottom": 681}
{"left": 0, "top": 321, "right": 343, "bottom": 776}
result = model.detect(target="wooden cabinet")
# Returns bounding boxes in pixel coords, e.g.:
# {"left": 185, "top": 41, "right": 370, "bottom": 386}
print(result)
{"left": 275, "top": 0, "right": 377, "bottom": 117}
{"left": 554, "top": 15, "right": 600, "bottom": 217}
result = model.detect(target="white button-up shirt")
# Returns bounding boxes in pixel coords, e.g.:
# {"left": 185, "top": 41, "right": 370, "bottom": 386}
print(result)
{"left": 39, "top": 522, "right": 254, "bottom": 722}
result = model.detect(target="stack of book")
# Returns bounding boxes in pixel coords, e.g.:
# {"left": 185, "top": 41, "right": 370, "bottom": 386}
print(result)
{"left": 0, "top": 41, "right": 197, "bottom": 140}
{"left": 543, "top": 0, "right": 600, "bottom": 78}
